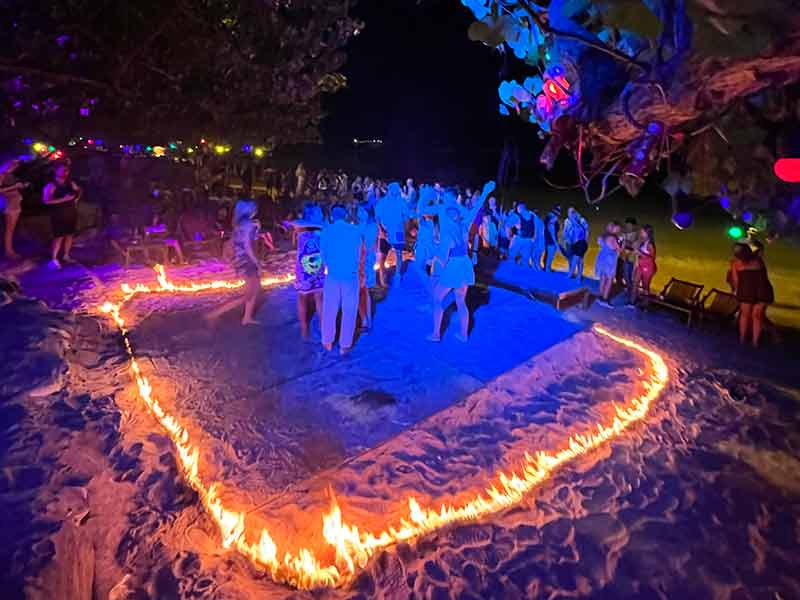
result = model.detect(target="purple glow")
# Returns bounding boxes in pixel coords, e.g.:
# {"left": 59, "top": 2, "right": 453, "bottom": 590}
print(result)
{"left": 719, "top": 196, "right": 730, "bottom": 209}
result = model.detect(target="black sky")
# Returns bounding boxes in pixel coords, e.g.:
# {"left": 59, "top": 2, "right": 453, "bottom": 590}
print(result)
{"left": 322, "top": 0, "right": 510, "bottom": 180}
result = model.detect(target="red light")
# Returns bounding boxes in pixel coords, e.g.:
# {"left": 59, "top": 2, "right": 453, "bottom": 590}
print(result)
{"left": 87, "top": 139, "right": 94, "bottom": 145}
{"left": 774, "top": 158, "right": 800, "bottom": 182}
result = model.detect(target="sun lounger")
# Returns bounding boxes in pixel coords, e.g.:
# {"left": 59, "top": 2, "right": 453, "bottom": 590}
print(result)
{"left": 698, "top": 288, "right": 739, "bottom": 327}
{"left": 646, "top": 277, "right": 704, "bottom": 328}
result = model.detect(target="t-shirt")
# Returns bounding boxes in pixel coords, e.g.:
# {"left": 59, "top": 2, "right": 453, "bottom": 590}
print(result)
{"left": 375, "top": 194, "right": 409, "bottom": 246}
{"left": 295, "top": 227, "right": 324, "bottom": 292}
{"left": 320, "top": 220, "right": 363, "bottom": 280}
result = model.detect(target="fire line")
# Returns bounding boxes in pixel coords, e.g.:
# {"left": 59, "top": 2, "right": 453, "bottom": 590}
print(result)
{"left": 99, "top": 265, "right": 670, "bottom": 590}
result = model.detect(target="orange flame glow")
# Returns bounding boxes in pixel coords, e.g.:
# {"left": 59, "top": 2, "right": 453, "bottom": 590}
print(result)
{"left": 99, "top": 265, "right": 669, "bottom": 590}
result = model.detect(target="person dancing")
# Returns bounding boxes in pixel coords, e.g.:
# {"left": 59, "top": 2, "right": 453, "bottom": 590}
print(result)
{"left": 428, "top": 181, "right": 495, "bottom": 342}
{"left": 206, "top": 199, "right": 262, "bottom": 325}
{"left": 357, "top": 203, "right": 378, "bottom": 330}
{"left": 42, "top": 164, "right": 82, "bottom": 269}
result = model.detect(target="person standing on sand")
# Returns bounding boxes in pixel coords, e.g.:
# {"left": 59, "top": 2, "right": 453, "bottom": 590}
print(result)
{"left": 428, "top": 181, "right": 495, "bottom": 342}
{"left": 595, "top": 224, "right": 621, "bottom": 308}
{"left": 543, "top": 205, "right": 561, "bottom": 272}
{"left": 730, "top": 242, "right": 774, "bottom": 348}
{"left": 509, "top": 202, "right": 536, "bottom": 267}
{"left": 321, "top": 204, "right": 363, "bottom": 355}
{"left": 292, "top": 204, "right": 325, "bottom": 340}
{"left": 357, "top": 203, "right": 378, "bottom": 331}
{"left": 206, "top": 200, "right": 262, "bottom": 326}
{"left": 0, "top": 157, "right": 29, "bottom": 260}
{"left": 629, "top": 224, "right": 656, "bottom": 306}
{"left": 42, "top": 164, "right": 82, "bottom": 270}
{"left": 563, "top": 207, "right": 589, "bottom": 280}
{"left": 375, "top": 182, "right": 410, "bottom": 287}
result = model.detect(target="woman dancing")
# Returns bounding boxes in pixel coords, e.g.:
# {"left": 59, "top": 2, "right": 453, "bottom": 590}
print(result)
{"left": 428, "top": 181, "right": 495, "bottom": 342}
{"left": 206, "top": 199, "right": 262, "bottom": 325}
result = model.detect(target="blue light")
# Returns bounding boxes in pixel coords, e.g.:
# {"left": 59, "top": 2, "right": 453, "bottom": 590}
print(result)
{"left": 742, "top": 210, "right": 753, "bottom": 223}
{"left": 719, "top": 196, "right": 730, "bottom": 209}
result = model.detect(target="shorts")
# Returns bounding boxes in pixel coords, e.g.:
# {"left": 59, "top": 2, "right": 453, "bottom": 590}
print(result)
{"left": 570, "top": 240, "right": 588, "bottom": 258}
{"left": 51, "top": 202, "right": 78, "bottom": 238}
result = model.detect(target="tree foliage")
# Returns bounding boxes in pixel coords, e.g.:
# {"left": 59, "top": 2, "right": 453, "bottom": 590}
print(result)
{"left": 0, "top": 0, "right": 363, "bottom": 145}
{"left": 462, "top": 0, "right": 800, "bottom": 237}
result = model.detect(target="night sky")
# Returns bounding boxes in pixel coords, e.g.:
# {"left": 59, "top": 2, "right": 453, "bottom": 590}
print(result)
{"left": 322, "top": 0, "right": 513, "bottom": 181}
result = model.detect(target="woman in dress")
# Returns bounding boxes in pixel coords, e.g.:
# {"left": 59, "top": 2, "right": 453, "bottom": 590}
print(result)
{"left": 630, "top": 224, "right": 657, "bottom": 305}
{"left": 428, "top": 181, "right": 495, "bottom": 342}
{"left": 730, "top": 242, "right": 774, "bottom": 347}
{"left": 206, "top": 199, "right": 262, "bottom": 325}
{"left": 594, "top": 226, "right": 621, "bottom": 308}
{"left": 42, "top": 164, "right": 82, "bottom": 269}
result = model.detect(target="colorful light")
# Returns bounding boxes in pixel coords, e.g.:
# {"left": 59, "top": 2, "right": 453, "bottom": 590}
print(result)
{"left": 254, "top": 147, "right": 265, "bottom": 158}
{"left": 242, "top": 144, "right": 252, "bottom": 153}
{"left": 169, "top": 142, "right": 177, "bottom": 150}
{"left": 145, "top": 145, "right": 153, "bottom": 152}
{"left": 187, "top": 147, "right": 194, "bottom": 154}
{"left": 152, "top": 146, "right": 166, "bottom": 157}
{"left": 727, "top": 225, "right": 744, "bottom": 239}
{"left": 774, "top": 158, "right": 800, "bottom": 183}
{"left": 32, "top": 142, "right": 47, "bottom": 153}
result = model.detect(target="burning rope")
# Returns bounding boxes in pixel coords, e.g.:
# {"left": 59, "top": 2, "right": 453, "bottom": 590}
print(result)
{"left": 99, "top": 265, "right": 669, "bottom": 590}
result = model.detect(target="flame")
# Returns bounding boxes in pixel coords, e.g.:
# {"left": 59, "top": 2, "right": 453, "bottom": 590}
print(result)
{"left": 99, "top": 265, "right": 669, "bottom": 590}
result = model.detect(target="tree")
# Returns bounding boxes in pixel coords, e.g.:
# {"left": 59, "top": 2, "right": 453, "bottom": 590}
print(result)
{"left": 0, "top": 0, "right": 363, "bottom": 145}
{"left": 461, "top": 0, "right": 800, "bottom": 237}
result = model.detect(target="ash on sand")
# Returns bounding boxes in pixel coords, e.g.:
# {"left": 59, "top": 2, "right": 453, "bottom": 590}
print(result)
{"left": 2, "top": 257, "right": 800, "bottom": 600}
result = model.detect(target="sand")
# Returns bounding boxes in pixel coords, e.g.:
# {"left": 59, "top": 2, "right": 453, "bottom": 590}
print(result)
{"left": 2, "top": 254, "right": 799, "bottom": 599}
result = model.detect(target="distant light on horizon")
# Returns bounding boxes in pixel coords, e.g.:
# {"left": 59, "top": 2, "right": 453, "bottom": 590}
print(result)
{"left": 352, "top": 138, "right": 383, "bottom": 146}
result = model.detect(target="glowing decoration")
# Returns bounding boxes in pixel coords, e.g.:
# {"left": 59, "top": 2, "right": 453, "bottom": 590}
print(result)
{"left": 727, "top": 225, "right": 745, "bottom": 239}
{"left": 242, "top": 144, "right": 252, "bottom": 153}
{"left": 169, "top": 142, "right": 177, "bottom": 150}
{"left": 719, "top": 196, "right": 731, "bottom": 209}
{"left": 621, "top": 121, "right": 664, "bottom": 196}
{"left": 774, "top": 158, "right": 800, "bottom": 182}
{"left": 133, "top": 144, "right": 142, "bottom": 152}
{"left": 96, "top": 139, "right": 104, "bottom": 146}
{"left": 80, "top": 107, "right": 90, "bottom": 117}
{"left": 200, "top": 138, "right": 207, "bottom": 144}
{"left": 50, "top": 150, "right": 64, "bottom": 161}
{"left": 152, "top": 146, "right": 166, "bottom": 158}
{"left": 742, "top": 210, "right": 753, "bottom": 223}
{"left": 671, "top": 211, "right": 693, "bottom": 230}
{"left": 99, "top": 264, "right": 669, "bottom": 591}
{"left": 145, "top": 145, "right": 153, "bottom": 152}
{"left": 87, "top": 139, "right": 94, "bottom": 145}
{"left": 32, "top": 142, "right": 47, "bottom": 153}
{"left": 47, "top": 145, "right": 56, "bottom": 152}
{"left": 254, "top": 147, "right": 265, "bottom": 158}
{"left": 187, "top": 147, "right": 195, "bottom": 154}
{"left": 214, "top": 144, "right": 227, "bottom": 154}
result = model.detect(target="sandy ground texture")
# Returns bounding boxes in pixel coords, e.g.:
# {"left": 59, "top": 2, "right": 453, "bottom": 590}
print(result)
{"left": 2, "top": 254, "right": 799, "bottom": 600}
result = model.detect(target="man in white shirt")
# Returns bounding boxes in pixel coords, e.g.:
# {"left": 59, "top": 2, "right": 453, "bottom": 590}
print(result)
{"left": 320, "top": 205, "right": 363, "bottom": 354}
{"left": 375, "top": 181, "right": 409, "bottom": 286}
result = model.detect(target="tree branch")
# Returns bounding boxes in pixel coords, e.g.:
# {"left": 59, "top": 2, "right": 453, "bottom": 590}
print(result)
{"left": 0, "top": 61, "right": 112, "bottom": 91}
{"left": 516, "top": 0, "right": 650, "bottom": 72}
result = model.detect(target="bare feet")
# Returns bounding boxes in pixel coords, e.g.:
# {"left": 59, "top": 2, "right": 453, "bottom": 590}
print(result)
{"left": 323, "top": 342, "right": 334, "bottom": 351}
{"left": 455, "top": 333, "right": 469, "bottom": 343}
{"left": 425, "top": 333, "right": 441, "bottom": 343}
{"left": 340, "top": 346, "right": 352, "bottom": 356}
{"left": 241, "top": 318, "right": 261, "bottom": 326}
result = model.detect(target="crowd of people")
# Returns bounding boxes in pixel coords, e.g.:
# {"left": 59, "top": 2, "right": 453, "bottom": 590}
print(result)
{"left": 0, "top": 154, "right": 777, "bottom": 349}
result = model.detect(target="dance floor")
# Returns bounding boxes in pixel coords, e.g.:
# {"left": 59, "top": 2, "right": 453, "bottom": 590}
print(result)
{"left": 129, "top": 277, "right": 585, "bottom": 498}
